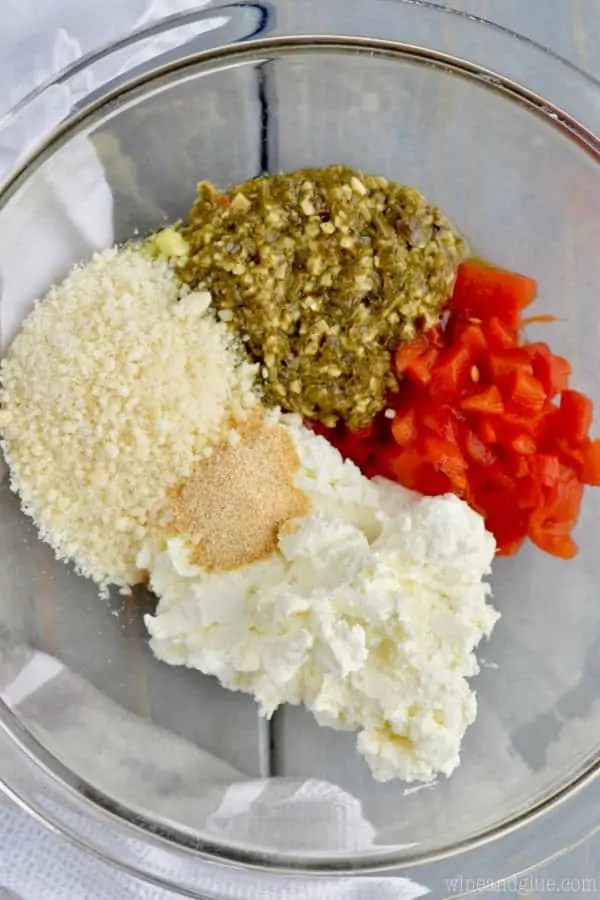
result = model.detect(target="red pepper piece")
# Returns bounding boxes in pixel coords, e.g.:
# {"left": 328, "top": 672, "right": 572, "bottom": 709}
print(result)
{"left": 461, "top": 385, "right": 504, "bottom": 415}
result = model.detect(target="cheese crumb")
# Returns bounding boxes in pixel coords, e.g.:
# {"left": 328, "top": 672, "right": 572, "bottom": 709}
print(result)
{"left": 0, "top": 246, "right": 258, "bottom": 590}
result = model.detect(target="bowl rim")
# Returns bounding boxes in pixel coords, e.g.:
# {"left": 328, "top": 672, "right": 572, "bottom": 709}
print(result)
{"left": 1, "top": 0, "right": 600, "bottom": 889}
{"left": 2, "top": 0, "right": 600, "bottom": 134}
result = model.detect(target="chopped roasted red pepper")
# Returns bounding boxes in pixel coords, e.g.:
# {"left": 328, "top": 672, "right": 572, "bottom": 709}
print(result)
{"left": 509, "top": 369, "right": 546, "bottom": 413}
{"left": 484, "top": 316, "right": 517, "bottom": 351}
{"left": 316, "top": 258, "right": 597, "bottom": 563}
{"left": 452, "top": 322, "right": 488, "bottom": 358}
{"left": 552, "top": 437, "right": 588, "bottom": 479}
{"left": 428, "top": 343, "right": 471, "bottom": 401}
{"left": 460, "top": 385, "right": 504, "bottom": 415}
{"left": 422, "top": 435, "right": 467, "bottom": 479}
{"left": 509, "top": 433, "right": 537, "bottom": 456}
{"left": 463, "top": 429, "right": 496, "bottom": 467}
{"left": 530, "top": 454, "right": 561, "bottom": 488}
{"left": 558, "top": 390, "right": 593, "bottom": 444}
{"left": 532, "top": 351, "right": 571, "bottom": 398}
{"left": 451, "top": 260, "right": 537, "bottom": 326}
{"left": 499, "top": 405, "right": 541, "bottom": 435}
{"left": 542, "top": 467, "right": 584, "bottom": 525}
{"left": 478, "top": 419, "right": 498, "bottom": 445}
{"left": 391, "top": 408, "right": 417, "bottom": 446}
{"left": 528, "top": 521, "right": 578, "bottom": 560}
{"left": 489, "top": 348, "right": 533, "bottom": 383}
{"left": 421, "top": 405, "right": 460, "bottom": 443}
{"left": 386, "top": 449, "right": 429, "bottom": 493}
{"left": 583, "top": 438, "right": 600, "bottom": 487}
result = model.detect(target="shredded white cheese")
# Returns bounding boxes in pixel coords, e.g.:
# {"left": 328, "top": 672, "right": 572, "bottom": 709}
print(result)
{"left": 0, "top": 247, "right": 258, "bottom": 590}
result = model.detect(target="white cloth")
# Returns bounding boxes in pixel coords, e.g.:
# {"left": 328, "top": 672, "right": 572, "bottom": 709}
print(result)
{"left": 0, "top": 2, "right": 428, "bottom": 897}
{"left": 0, "top": 648, "right": 428, "bottom": 900}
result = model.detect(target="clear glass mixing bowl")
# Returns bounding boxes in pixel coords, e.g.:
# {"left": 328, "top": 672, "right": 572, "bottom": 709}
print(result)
{"left": 2, "top": 0, "right": 600, "bottom": 894}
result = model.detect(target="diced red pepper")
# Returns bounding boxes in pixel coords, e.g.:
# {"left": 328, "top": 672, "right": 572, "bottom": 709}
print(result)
{"left": 548, "top": 355, "right": 573, "bottom": 397}
{"left": 395, "top": 331, "right": 442, "bottom": 384}
{"left": 387, "top": 450, "right": 444, "bottom": 494}
{"left": 485, "top": 503, "right": 528, "bottom": 556}
{"left": 461, "top": 385, "right": 504, "bottom": 415}
{"left": 455, "top": 323, "right": 488, "bottom": 359}
{"left": 337, "top": 438, "right": 373, "bottom": 471}
{"left": 421, "top": 405, "right": 460, "bottom": 443}
{"left": 515, "top": 476, "right": 546, "bottom": 510}
{"left": 509, "top": 369, "right": 547, "bottom": 413}
{"left": 395, "top": 345, "right": 440, "bottom": 388}
{"left": 552, "top": 437, "right": 587, "bottom": 479}
{"left": 463, "top": 429, "right": 496, "bottom": 467}
{"left": 385, "top": 449, "right": 423, "bottom": 491}
{"left": 349, "top": 423, "right": 376, "bottom": 441}
{"left": 528, "top": 521, "right": 578, "bottom": 560}
{"left": 318, "top": 256, "right": 597, "bottom": 565}
{"left": 524, "top": 341, "right": 552, "bottom": 365}
{"left": 394, "top": 335, "right": 430, "bottom": 376}
{"left": 558, "top": 390, "right": 594, "bottom": 444}
{"left": 391, "top": 408, "right": 417, "bottom": 447}
{"left": 426, "top": 325, "right": 446, "bottom": 349}
{"left": 451, "top": 260, "right": 537, "bottom": 326}
{"left": 428, "top": 343, "right": 472, "bottom": 401}
{"left": 488, "top": 466, "right": 518, "bottom": 493}
{"left": 479, "top": 419, "right": 498, "bottom": 445}
{"left": 533, "top": 352, "right": 571, "bottom": 398}
{"left": 530, "top": 454, "right": 560, "bottom": 488}
{"left": 468, "top": 474, "right": 525, "bottom": 550}
{"left": 539, "top": 466, "right": 584, "bottom": 525}
{"left": 363, "top": 443, "right": 407, "bottom": 480}
{"left": 495, "top": 530, "right": 528, "bottom": 556}
{"left": 583, "top": 438, "right": 600, "bottom": 486}
{"left": 509, "top": 433, "right": 537, "bottom": 456}
{"left": 536, "top": 404, "right": 562, "bottom": 445}
{"left": 489, "top": 348, "right": 533, "bottom": 383}
{"left": 484, "top": 316, "right": 517, "bottom": 351}
{"left": 422, "top": 435, "right": 467, "bottom": 479}
{"left": 512, "top": 456, "right": 531, "bottom": 478}
{"left": 408, "top": 348, "right": 440, "bottom": 387}
{"left": 419, "top": 466, "right": 456, "bottom": 496}
{"left": 500, "top": 405, "right": 542, "bottom": 435}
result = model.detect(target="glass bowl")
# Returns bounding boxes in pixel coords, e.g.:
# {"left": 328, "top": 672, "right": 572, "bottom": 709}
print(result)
{"left": 2, "top": 0, "right": 600, "bottom": 894}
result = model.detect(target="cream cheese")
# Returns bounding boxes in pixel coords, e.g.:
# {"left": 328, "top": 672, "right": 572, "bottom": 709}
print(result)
{"left": 141, "top": 423, "right": 498, "bottom": 783}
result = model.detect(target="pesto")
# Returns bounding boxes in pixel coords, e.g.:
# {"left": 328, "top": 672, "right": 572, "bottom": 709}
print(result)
{"left": 180, "top": 165, "right": 464, "bottom": 428}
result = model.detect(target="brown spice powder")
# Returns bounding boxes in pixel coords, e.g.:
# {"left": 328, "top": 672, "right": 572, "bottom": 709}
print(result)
{"left": 167, "top": 420, "right": 309, "bottom": 571}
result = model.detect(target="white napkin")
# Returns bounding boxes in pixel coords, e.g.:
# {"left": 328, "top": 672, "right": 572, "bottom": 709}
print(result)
{"left": 0, "top": 647, "right": 428, "bottom": 900}
{"left": 0, "top": 2, "right": 429, "bottom": 897}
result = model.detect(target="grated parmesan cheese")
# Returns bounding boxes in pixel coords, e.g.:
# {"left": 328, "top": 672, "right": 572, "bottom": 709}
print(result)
{"left": 0, "top": 246, "right": 259, "bottom": 591}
